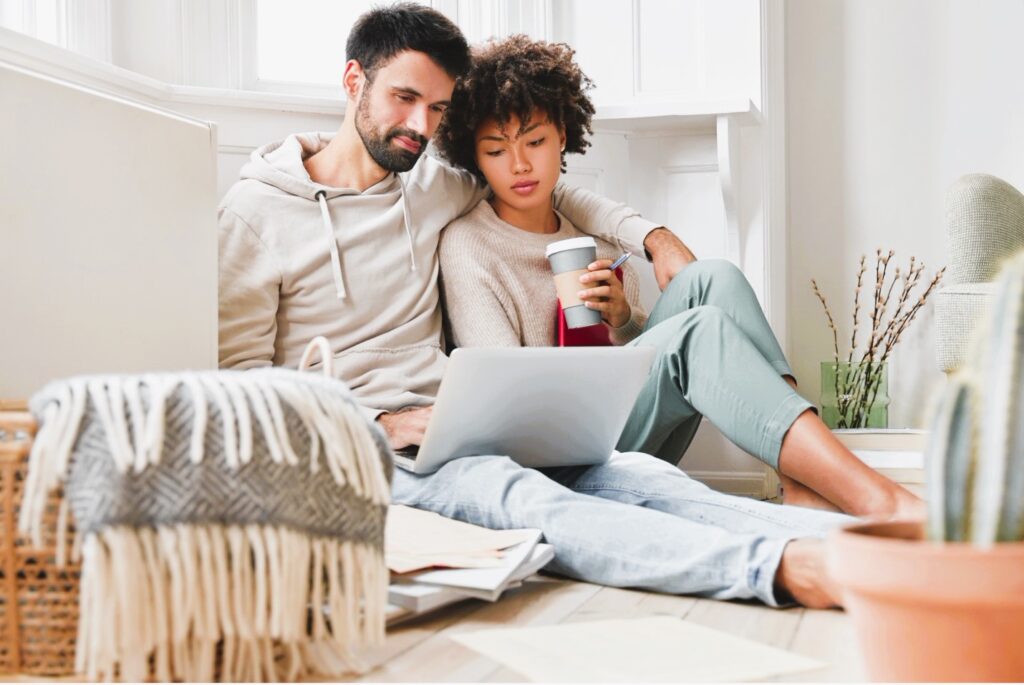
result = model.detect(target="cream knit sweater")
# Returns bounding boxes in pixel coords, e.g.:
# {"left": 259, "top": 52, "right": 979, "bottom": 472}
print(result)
{"left": 439, "top": 200, "right": 648, "bottom": 348}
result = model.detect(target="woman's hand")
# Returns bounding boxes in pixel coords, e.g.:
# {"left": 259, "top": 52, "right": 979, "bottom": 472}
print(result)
{"left": 578, "top": 259, "right": 631, "bottom": 328}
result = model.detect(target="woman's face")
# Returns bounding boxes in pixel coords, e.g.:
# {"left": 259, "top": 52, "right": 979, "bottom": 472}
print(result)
{"left": 475, "top": 111, "right": 566, "bottom": 215}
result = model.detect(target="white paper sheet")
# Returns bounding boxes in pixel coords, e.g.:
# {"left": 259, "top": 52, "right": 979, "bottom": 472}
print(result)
{"left": 388, "top": 544, "right": 557, "bottom": 613}
{"left": 385, "top": 505, "right": 540, "bottom": 573}
{"left": 409, "top": 531, "right": 541, "bottom": 600}
{"left": 452, "top": 616, "right": 826, "bottom": 682}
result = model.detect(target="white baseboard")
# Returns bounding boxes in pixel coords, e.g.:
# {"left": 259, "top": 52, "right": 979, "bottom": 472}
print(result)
{"left": 684, "top": 470, "right": 774, "bottom": 499}
{"left": 680, "top": 419, "right": 778, "bottom": 499}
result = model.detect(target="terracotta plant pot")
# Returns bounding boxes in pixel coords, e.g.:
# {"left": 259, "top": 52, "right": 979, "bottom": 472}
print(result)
{"left": 826, "top": 519, "right": 1024, "bottom": 682}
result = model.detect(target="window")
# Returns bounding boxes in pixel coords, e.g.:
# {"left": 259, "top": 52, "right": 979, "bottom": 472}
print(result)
{"left": 254, "top": 0, "right": 376, "bottom": 87}
{"left": 0, "top": 0, "right": 65, "bottom": 48}
{"left": 246, "top": 0, "right": 546, "bottom": 97}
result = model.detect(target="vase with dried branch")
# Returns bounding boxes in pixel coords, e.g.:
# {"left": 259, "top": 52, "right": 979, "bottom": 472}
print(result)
{"left": 811, "top": 249, "right": 945, "bottom": 429}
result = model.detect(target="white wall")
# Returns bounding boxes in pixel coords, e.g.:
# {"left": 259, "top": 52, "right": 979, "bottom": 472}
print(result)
{"left": 785, "top": 0, "right": 1024, "bottom": 428}
{"left": 0, "top": 61, "right": 219, "bottom": 398}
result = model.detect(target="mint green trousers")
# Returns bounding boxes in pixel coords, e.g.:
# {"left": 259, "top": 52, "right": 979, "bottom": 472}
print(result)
{"left": 618, "top": 260, "right": 812, "bottom": 470}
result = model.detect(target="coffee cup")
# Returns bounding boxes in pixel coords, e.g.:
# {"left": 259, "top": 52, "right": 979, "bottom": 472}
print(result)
{"left": 545, "top": 237, "right": 603, "bottom": 329}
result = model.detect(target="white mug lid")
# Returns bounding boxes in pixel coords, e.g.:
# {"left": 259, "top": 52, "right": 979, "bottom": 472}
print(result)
{"left": 545, "top": 236, "right": 597, "bottom": 259}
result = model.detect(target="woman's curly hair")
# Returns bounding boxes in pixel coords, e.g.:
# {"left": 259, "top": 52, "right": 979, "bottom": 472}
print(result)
{"left": 435, "top": 34, "right": 595, "bottom": 181}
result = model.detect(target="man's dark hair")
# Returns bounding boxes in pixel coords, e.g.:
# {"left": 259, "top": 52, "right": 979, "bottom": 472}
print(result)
{"left": 435, "top": 35, "right": 595, "bottom": 181}
{"left": 346, "top": 3, "right": 471, "bottom": 80}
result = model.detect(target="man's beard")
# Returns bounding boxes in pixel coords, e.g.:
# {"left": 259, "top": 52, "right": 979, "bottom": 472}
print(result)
{"left": 355, "top": 89, "right": 428, "bottom": 173}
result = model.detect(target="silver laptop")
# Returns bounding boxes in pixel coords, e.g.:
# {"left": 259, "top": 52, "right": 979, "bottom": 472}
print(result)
{"left": 404, "top": 346, "right": 656, "bottom": 474}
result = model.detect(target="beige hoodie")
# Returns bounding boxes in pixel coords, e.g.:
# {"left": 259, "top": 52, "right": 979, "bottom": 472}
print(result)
{"left": 218, "top": 132, "right": 659, "bottom": 421}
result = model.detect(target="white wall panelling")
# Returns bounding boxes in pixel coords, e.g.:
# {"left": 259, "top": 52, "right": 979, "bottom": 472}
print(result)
{"left": 552, "top": 0, "right": 633, "bottom": 103}
{"left": 65, "top": 0, "right": 111, "bottom": 62}
{"left": 0, "top": 0, "right": 111, "bottom": 60}
{"left": 180, "top": 0, "right": 240, "bottom": 89}
{"left": 109, "top": 0, "right": 182, "bottom": 84}
{"left": 634, "top": 0, "right": 704, "bottom": 98}
{"left": 505, "top": 0, "right": 552, "bottom": 40}
{"left": 457, "top": 0, "right": 507, "bottom": 44}
{"left": 660, "top": 165, "right": 727, "bottom": 260}
{"left": 757, "top": 0, "right": 784, "bottom": 501}
{"left": 551, "top": 0, "right": 760, "bottom": 108}
{"left": 760, "top": 0, "right": 786, "bottom": 349}
{"left": 452, "top": 0, "right": 550, "bottom": 43}
{"left": 0, "top": 1, "right": 29, "bottom": 34}
{"left": 237, "top": 0, "right": 257, "bottom": 89}
{"left": 716, "top": 114, "right": 742, "bottom": 263}
{"left": 560, "top": 166, "right": 603, "bottom": 194}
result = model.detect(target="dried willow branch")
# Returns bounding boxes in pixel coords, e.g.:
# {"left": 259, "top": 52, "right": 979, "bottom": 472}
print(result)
{"left": 848, "top": 255, "right": 866, "bottom": 365}
{"left": 812, "top": 279, "right": 840, "bottom": 364}
{"left": 811, "top": 251, "right": 945, "bottom": 428}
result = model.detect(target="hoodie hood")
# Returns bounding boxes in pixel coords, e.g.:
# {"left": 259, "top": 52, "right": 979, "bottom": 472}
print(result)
{"left": 240, "top": 132, "right": 391, "bottom": 200}
{"left": 241, "top": 132, "right": 417, "bottom": 299}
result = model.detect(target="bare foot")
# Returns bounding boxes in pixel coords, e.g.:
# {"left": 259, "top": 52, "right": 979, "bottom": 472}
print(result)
{"left": 774, "top": 539, "right": 842, "bottom": 609}
{"left": 779, "top": 411, "right": 927, "bottom": 519}
{"left": 880, "top": 483, "right": 926, "bottom": 522}
{"left": 780, "top": 474, "right": 842, "bottom": 513}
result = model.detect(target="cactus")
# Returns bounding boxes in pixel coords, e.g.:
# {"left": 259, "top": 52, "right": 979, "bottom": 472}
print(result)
{"left": 926, "top": 252, "right": 1024, "bottom": 544}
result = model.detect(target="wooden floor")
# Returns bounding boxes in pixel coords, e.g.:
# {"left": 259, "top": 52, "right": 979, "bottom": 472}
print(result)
{"left": 356, "top": 577, "right": 866, "bottom": 682}
{"left": 0, "top": 578, "right": 864, "bottom": 682}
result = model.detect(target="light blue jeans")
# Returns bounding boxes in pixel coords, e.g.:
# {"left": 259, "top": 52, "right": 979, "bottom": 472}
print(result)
{"left": 393, "top": 452, "right": 850, "bottom": 606}
{"left": 395, "top": 259, "right": 850, "bottom": 605}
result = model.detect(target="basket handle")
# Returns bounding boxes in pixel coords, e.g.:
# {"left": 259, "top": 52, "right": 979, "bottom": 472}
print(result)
{"left": 0, "top": 410, "right": 37, "bottom": 437}
{"left": 298, "top": 336, "right": 334, "bottom": 378}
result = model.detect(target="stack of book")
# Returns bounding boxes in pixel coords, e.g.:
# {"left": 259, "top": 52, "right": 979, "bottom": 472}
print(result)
{"left": 832, "top": 428, "right": 927, "bottom": 496}
{"left": 384, "top": 505, "right": 555, "bottom": 625}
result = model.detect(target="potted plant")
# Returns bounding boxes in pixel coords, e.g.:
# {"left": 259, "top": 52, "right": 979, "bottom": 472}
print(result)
{"left": 826, "top": 251, "right": 1024, "bottom": 682}
{"left": 812, "top": 250, "right": 944, "bottom": 428}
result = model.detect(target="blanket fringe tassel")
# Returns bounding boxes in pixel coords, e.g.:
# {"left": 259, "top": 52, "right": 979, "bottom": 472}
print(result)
{"left": 77, "top": 524, "right": 387, "bottom": 682}
{"left": 18, "top": 369, "right": 392, "bottom": 682}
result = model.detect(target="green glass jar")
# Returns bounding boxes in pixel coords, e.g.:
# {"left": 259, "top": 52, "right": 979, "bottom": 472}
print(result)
{"left": 820, "top": 361, "right": 889, "bottom": 429}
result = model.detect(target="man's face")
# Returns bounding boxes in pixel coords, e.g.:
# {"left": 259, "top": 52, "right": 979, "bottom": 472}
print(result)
{"left": 354, "top": 50, "right": 456, "bottom": 172}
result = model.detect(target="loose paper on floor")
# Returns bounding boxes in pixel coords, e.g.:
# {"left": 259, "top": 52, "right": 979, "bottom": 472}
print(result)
{"left": 406, "top": 531, "right": 542, "bottom": 601}
{"left": 451, "top": 616, "right": 826, "bottom": 682}
{"left": 386, "top": 504, "right": 540, "bottom": 573}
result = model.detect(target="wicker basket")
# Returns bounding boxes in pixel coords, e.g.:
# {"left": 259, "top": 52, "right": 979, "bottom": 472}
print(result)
{"left": 0, "top": 409, "right": 79, "bottom": 676}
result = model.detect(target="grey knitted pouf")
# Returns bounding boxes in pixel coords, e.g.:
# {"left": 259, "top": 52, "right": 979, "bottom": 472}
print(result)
{"left": 21, "top": 366, "right": 393, "bottom": 683}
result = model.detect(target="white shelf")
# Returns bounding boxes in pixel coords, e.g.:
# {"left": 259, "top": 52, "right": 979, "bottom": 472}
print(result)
{"left": 3, "top": 29, "right": 764, "bottom": 130}
{"left": 593, "top": 99, "right": 761, "bottom": 134}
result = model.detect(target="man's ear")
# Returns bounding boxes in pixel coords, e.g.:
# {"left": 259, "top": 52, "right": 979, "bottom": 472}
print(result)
{"left": 559, "top": 128, "right": 567, "bottom": 152}
{"left": 342, "top": 60, "right": 365, "bottom": 99}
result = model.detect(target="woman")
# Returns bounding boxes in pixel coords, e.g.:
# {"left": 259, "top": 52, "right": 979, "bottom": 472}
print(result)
{"left": 435, "top": 35, "right": 920, "bottom": 519}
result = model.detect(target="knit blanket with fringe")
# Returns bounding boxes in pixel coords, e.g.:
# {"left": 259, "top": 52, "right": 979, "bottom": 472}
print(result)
{"left": 19, "top": 367, "right": 394, "bottom": 683}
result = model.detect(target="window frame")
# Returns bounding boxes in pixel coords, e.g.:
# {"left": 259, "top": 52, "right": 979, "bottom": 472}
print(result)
{"left": 0, "top": 0, "right": 111, "bottom": 62}
{"left": 234, "top": 0, "right": 548, "bottom": 98}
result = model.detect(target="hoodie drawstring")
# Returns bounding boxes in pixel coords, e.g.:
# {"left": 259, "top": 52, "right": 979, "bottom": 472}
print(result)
{"left": 316, "top": 191, "right": 347, "bottom": 300}
{"left": 395, "top": 175, "right": 417, "bottom": 273}
{"left": 316, "top": 178, "right": 417, "bottom": 301}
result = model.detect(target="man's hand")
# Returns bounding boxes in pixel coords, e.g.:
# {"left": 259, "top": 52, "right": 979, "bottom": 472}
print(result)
{"left": 377, "top": 406, "right": 433, "bottom": 450}
{"left": 643, "top": 228, "right": 697, "bottom": 291}
{"left": 578, "top": 258, "right": 631, "bottom": 328}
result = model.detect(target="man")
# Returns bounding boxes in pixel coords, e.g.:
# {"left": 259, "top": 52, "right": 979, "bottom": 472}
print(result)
{"left": 219, "top": 3, "right": 847, "bottom": 608}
